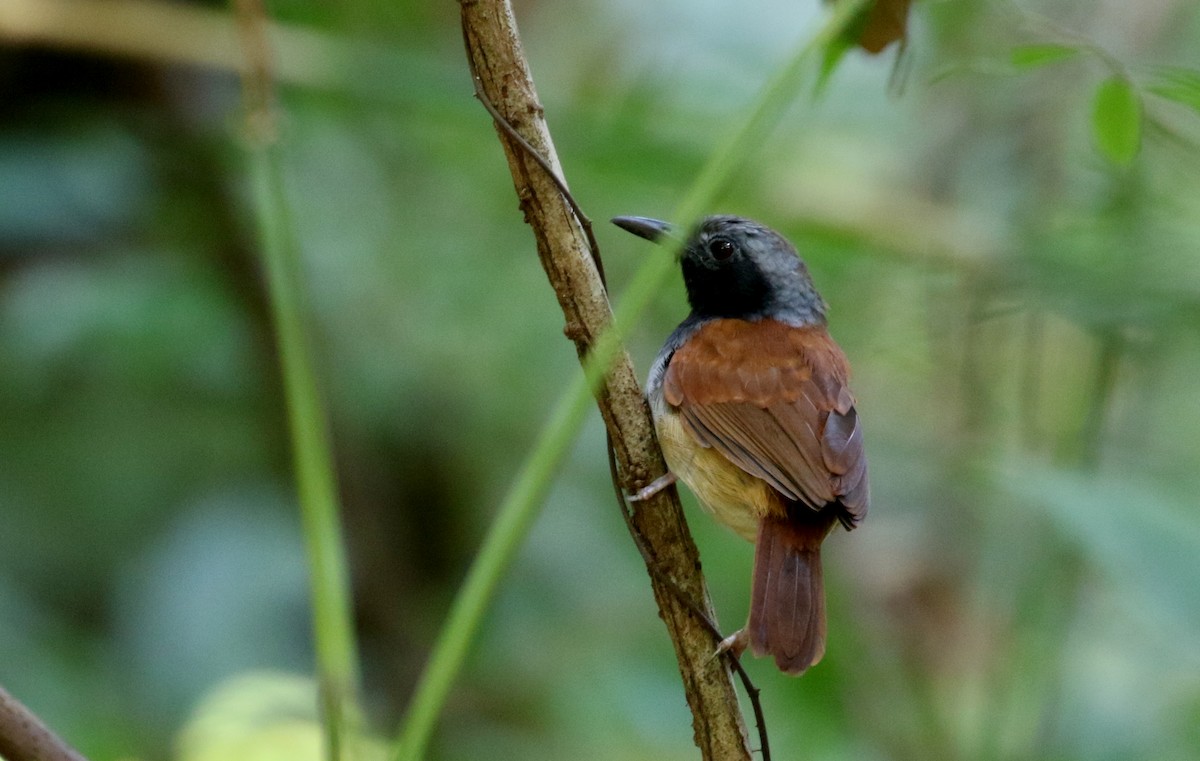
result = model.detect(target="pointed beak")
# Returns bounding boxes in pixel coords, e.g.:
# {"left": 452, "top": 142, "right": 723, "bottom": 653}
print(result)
{"left": 611, "top": 215, "right": 674, "bottom": 243}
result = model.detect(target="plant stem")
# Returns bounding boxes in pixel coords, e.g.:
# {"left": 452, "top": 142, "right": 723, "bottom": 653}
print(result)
{"left": 249, "top": 143, "right": 363, "bottom": 758}
{"left": 393, "top": 370, "right": 594, "bottom": 761}
{"left": 237, "top": 0, "right": 363, "bottom": 752}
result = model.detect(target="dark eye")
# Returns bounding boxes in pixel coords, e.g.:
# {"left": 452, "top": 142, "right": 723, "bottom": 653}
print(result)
{"left": 709, "top": 238, "right": 736, "bottom": 260}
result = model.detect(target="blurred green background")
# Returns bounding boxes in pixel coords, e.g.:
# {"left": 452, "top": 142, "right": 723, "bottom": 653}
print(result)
{"left": 2, "top": 0, "right": 1199, "bottom": 759}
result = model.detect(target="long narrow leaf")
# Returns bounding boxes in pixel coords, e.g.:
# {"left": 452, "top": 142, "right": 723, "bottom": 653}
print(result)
{"left": 248, "top": 141, "right": 363, "bottom": 760}
{"left": 1146, "top": 66, "right": 1200, "bottom": 116}
{"left": 1009, "top": 43, "right": 1080, "bottom": 69}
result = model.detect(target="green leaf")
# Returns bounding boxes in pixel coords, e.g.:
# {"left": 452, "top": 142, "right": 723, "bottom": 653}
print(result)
{"left": 1010, "top": 43, "right": 1080, "bottom": 69}
{"left": 816, "top": 0, "right": 873, "bottom": 93}
{"left": 1146, "top": 66, "right": 1200, "bottom": 116}
{"left": 817, "top": 35, "right": 855, "bottom": 93}
{"left": 1091, "top": 76, "right": 1142, "bottom": 166}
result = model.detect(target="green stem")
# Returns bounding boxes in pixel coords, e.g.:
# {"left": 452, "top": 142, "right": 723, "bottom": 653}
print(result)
{"left": 249, "top": 142, "right": 362, "bottom": 759}
{"left": 392, "top": 370, "right": 594, "bottom": 761}
{"left": 393, "top": 2, "right": 871, "bottom": 758}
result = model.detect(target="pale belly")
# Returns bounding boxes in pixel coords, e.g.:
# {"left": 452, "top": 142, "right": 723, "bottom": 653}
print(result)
{"left": 654, "top": 408, "right": 775, "bottom": 542}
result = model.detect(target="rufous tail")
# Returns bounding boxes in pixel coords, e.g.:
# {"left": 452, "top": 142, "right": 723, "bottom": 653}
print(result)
{"left": 748, "top": 511, "right": 837, "bottom": 675}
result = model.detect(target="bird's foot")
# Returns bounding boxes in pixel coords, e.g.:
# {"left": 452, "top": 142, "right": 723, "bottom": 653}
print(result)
{"left": 714, "top": 627, "right": 749, "bottom": 662}
{"left": 629, "top": 471, "right": 678, "bottom": 502}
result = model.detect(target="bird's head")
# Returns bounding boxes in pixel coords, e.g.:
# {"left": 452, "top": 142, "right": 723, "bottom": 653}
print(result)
{"left": 612, "top": 214, "right": 827, "bottom": 325}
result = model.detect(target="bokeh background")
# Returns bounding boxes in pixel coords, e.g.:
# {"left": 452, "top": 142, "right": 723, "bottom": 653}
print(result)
{"left": 2, "top": 0, "right": 1199, "bottom": 759}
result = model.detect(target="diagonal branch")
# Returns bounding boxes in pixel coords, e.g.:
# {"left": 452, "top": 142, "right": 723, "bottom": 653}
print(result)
{"left": 459, "top": 1, "right": 752, "bottom": 759}
{"left": 0, "top": 685, "right": 89, "bottom": 761}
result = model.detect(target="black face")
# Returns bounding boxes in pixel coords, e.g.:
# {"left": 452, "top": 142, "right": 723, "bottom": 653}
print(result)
{"left": 611, "top": 213, "right": 825, "bottom": 326}
{"left": 681, "top": 233, "right": 772, "bottom": 319}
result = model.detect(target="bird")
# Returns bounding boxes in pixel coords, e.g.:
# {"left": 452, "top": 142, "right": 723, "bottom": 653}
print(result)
{"left": 612, "top": 214, "right": 869, "bottom": 675}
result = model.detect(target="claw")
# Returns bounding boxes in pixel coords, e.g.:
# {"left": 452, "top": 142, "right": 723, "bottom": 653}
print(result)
{"left": 629, "top": 472, "right": 677, "bottom": 502}
{"left": 714, "top": 628, "right": 748, "bottom": 662}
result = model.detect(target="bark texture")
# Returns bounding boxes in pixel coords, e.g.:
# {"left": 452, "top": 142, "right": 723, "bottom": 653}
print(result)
{"left": 0, "top": 685, "right": 89, "bottom": 761}
{"left": 459, "top": 1, "right": 751, "bottom": 758}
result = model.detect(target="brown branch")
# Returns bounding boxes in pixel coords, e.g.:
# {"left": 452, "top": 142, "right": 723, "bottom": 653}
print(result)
{"left": 458, "top": 1, "right": 751, "bottom": 759}
{"left": 0, "top": 685, "right": 89, "bottom": 761}
{"left": 604, "top": 444, "right": 771, "bottom": 761}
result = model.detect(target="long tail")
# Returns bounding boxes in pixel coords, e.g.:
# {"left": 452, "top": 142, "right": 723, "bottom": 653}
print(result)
{"left": 748, "top": 511, "right": 836, "bottom": 675}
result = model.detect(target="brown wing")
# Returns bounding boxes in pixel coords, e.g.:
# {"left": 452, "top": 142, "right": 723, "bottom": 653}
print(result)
{"left": 663, "top": 318, "right": 868, "bottom": 522}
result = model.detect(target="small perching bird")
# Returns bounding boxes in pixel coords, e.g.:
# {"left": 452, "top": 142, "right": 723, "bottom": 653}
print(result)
{"left": 614, "top": 214, "right": 869, "bottom": 675}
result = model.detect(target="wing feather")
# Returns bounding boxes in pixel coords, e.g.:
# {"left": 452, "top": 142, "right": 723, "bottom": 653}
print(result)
{"left": 664, "top": 318, "right": 868, "bottom": 520}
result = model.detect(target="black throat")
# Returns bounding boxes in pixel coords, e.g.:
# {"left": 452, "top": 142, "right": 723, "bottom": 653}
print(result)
{"left": 681, "top": 256, "right": 773, "bottom": 320}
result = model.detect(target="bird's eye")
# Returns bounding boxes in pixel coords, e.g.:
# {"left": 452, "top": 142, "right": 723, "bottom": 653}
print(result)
{"left": 709, "top": 238, "right": 736, "bottom": 261}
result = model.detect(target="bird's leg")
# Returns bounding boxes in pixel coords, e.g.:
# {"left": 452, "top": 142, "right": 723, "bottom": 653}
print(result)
{"left": 715, "top": 627, "right": 749, "bottom": 660}
{"left": 628, "top": 471, "right": 677, "bottom": 502}
{"left": 612, "top": 481, "right": 772, "bottom": 759}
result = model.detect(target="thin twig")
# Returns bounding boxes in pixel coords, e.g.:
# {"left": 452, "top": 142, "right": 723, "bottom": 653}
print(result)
{"left": 467, "top": 21, "right": 769, "bottom": 753}
{"left": 470, "top": 41, "right": 766, "bottom": 750}
{"left": 455, "top": 1, "right": 752, "bottom": 759}
{"left": 461, "top": 25, "right": 603, "bottom": 283}
{"left": 604, "top": 443, "right": 771, "bottom": 760}
{"left": 465, "top": 1, "right": 769, "bottom": 754}
{"left": 467, "top": 11, "right": 764, "bottom": 753}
